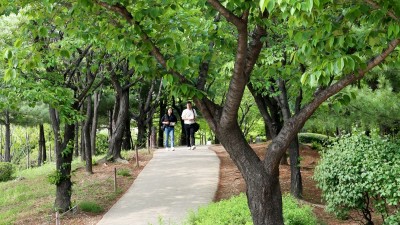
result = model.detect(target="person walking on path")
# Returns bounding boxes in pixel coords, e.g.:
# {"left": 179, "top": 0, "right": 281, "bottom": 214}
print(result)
{"left": 161, "top": 107, "right": 177, "bottom": 151}
{"left": 181, "top": 101, "right": 197, "bottom": 150}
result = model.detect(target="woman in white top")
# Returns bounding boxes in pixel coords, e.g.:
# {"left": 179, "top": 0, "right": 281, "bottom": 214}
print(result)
{"left": 181, "top": 101, "right": 197, "bottom": 150}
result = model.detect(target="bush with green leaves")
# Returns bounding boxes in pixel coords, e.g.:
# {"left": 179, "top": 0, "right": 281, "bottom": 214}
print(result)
{"left": 314, "top": 133, "right": 400, "bottom": 224}
{"left": 0, "top": 162, "right": 15, "bottom": 182}
{"left": 78, "top": 201, "right": 103, "bottom": 213}
{"left": 185, "top": 193, "right": 317, "bottom": 225}
{"left": 96, "top": 133, "right": 109, "bottom": 155}
{"left": 298, "top": 133, "right": 333, "bottom": 147}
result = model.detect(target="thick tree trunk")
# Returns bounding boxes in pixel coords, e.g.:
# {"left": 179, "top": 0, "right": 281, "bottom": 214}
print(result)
{"left": 50, "top": 107, "right": 76, "bottom": 212}
{"left": 214, "top": 121, "right": 284, "bottom": 225}
{"left": 108, "top": 88, "right": 129, "bottom": 161}
{"left": 83, "top": 97, "right": 93, "bottom": 173}
{"left": 4, "top": 110, "right": 11, "bottom": 162}
{"left": 91, "top": 91, "right": 101, "bottom": 155}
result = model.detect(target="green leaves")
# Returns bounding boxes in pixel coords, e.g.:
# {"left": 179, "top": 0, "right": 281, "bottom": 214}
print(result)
{"left": 260, "top": 0, "right": 275, "bottom": 13}
{"left": 314, "top": 133, "right": 400, "bottom": 221}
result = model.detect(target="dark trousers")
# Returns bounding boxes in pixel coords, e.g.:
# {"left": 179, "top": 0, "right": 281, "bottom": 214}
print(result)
{"left": 184, "top": 124, "right": 195, "bottom": 147}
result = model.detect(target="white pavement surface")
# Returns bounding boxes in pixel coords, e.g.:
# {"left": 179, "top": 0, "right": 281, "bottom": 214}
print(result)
{"left": 97, "top": 145, "right": 220, "bottom": 225}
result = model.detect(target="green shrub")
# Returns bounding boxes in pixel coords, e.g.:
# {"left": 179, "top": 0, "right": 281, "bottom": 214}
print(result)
{"left": 314, "top": 133, "right": 400, "bottom": 224}
{"left": 117, "top": 168, "right": 131, "bottom": 177}
{"left": 0, "top": 162, "right": 14, "bottom": 182}
{"left": 96, "top": 133, "right": 109, "bottom": 155}
{"left": 185, "top": 193, "right": 317, "bottom": 225}
{"left": 282, "top": 195, "right": 317, "bottom": 225}
{"left": 78, "top": 201, "right": 103, "bottom": 213}
{"left": 298, "top": 133, "right": 333, "bottom": 146}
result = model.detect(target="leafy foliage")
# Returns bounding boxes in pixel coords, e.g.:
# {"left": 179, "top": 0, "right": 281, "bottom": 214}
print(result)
{"left": 78, "top": 201, "right": 104, "bottom": 213}
{"left": 298, "top": 133, "right": 333, "bottom": 146}
{"left": 185, "top": 193, "right": 317, "bottom": 225}
{"left": 314, "top": 133, "right": 400, "bottom": 223}
{"left": 47, "top": 169, "right": 64, "bottom": 185}
{"left": 0, "top": 162, "right": 14, "bottom": 182}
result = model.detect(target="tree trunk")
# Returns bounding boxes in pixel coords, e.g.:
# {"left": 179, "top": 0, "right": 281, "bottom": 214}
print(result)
{"left": 4, "top": 110, "right": 11, "bottom": 162}
{"left": 74, "top": 122, "right": 79, "bottom": 157}
{"left": 122, "top": 110, "right": 132, "bottom": 150}
{"left": 289, "top": 135, "right": 302, "bottom": 198}
{"left": 38, "top": 124, "right": 46, "bottom": 166}
{"left": 50, "top": 106, "right": 76, "bottom": 212}
{"left": 214, "top": 121, "right": 284, "bottom": 225}
{"left": 136, "top": 119, "right": 147, "bottom": 148}
{"left": 158, "top": 99, "right": 166, "bottom": 147}
{"left": 108, "top": 76, "right": 130, "bottom": 161}
{"left": 91, "top": 91, "right": 101, "bottom": 155}
{"left": 83, "top": 97, "right": 93, "bottom": 174}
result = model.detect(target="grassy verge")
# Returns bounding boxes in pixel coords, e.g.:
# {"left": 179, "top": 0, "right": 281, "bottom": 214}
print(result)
{"left": 0, "top": 150, "right": 152, "bottom": 225}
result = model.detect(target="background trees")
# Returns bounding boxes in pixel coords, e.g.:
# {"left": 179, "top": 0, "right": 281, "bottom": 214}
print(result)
{"left": 1, "top": 0, "right": 399, "bottom": 224}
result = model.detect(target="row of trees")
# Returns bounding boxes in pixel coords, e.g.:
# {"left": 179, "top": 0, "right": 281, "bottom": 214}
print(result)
{"left": 1, "top": 0, "right": 399, "bottom": 224}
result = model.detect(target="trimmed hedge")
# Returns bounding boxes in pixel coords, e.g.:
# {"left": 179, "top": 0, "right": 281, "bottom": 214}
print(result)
{"left": 298, "top": 133, "right": 333, "bottom": 146}
{"left": 0, "top": 162, "right": 15, "bottom": 182}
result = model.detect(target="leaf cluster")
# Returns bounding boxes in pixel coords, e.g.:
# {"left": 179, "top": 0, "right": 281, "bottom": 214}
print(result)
{"left": 314, "top": 133, "right": 400, "bottom": 223}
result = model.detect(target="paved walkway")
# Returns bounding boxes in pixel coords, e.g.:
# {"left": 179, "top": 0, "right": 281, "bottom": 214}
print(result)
{"left": 97, "top": 145, "right": 220, "bottom": 225}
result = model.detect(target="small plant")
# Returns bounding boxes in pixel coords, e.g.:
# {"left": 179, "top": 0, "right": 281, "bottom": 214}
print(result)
{"left": 117, "top": 168, "right": 131, "bottom": 177}
{"left": 47, "top": 170, "right": 63, "bottom": 185}
{"left": 185, "top": 193, "right": 317, "bottom": 225}
{"left": 0, "top": 162, "right": 14, "bottom": 182}
{"left": 78, "top": 201, "right": 103, "bottom": 213}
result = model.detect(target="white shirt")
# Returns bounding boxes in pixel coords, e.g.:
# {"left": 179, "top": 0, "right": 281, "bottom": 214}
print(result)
{"left": 181, "top": 108, "right": 197, "bottom": 124}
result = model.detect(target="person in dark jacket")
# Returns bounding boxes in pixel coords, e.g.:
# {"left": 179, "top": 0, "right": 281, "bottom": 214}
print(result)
{"left": 161, "top": 107, "right": 178, "bottom": 151}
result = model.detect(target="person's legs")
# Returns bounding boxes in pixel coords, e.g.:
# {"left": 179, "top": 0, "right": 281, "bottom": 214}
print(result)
{"left": 170, "top": 128, "right": 175, "bottom": 150}
{"left": 190, "top": 125, "right": 195, "bottom": 149}
{"left": 184, "top": 124, "right": 191, "bottom": 148}
{"left": 165, "top": 128, "right": 170, "bottom": 149}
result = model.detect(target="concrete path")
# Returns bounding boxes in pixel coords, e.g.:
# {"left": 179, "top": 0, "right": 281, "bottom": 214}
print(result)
{"left": 97, "top": 145, "right": 220, "bottom": 225}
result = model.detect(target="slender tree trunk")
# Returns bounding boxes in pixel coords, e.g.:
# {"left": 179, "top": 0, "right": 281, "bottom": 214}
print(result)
{"left": 289, "top": 135, "right": 302, "bottom": 198}
{"left": 158, "top": 99, "right": 166, "bottom": 147}
{"left": 91, "top": 91, "right": 101, "bottom": 155}
{"left": 42, "top": 125, "right": 47, "bottom": 162}
{"left": 49, "top": 106, "right": 76, "bottom": 212}
{"left": 74, "top": 122, "right": 79, "bottom": 157}
{"left": 83, "top": 97, "right": 93, "bottom": 173}
{"left": 38, "top": 124, "right": 46, "bottom": 166}
{"left": 136, "top": 119, "right": 147, "bottom": 148}
{"left": 38, "top": 126, "right": 43, "bottom": 166}
{"left": 4, "top": 110, "right": 11, "bottom": 162}
{"left": 122, "top": 110, "right": 132, "bottom": 150}
{"left": 80, "top": 117, "right": 85, "bottom": 161}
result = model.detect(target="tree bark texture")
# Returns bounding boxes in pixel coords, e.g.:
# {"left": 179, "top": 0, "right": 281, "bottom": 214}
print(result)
{"left": 38, "top": 124, "right": 47, "bottom": 165}
{"left": 83, "top": 96, "right": 93, "bottom": 173}
{"left": 91, "top": 91, "right": 101, "bottom": 155}
{"left": 108, "top": 74, "right": 129, "bottom": 160}
{"left": 49, "top": 107, "right": 76, "bottom": 212}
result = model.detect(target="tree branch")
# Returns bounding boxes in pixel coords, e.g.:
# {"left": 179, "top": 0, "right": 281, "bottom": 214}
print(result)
{"left": 363, "top": 0, "right": 399, "bottom": 20}
{"left": 94, "top": 1, "right": 187, "bottom": 82}
{"left": 206, "top": 0, "right": 246, "bottom": 28}
{"left": 266, "top": 38, "right": 400, "bottom": 173}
